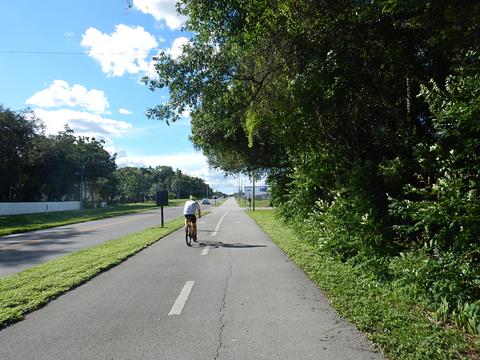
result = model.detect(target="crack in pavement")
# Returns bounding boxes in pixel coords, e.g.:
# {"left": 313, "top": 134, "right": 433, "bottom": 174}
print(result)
{"left": 214, "top": 250, "right": 233, "bottom": 360}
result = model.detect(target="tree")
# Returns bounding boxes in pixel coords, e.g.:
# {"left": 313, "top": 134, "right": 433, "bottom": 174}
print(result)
{"left": 0, "top": 108, "right": 118, "bottom": 203}
{"left": 151, "top": 166, "right": 175, "bottom": 192}
{"left": 0, "top": 106, "right": 44, "bottom": 201}
{"left": 33, "top": 127, "right": 79, "bottom": 201}
{"left": 114, "top": 165, "right": 212, "bottom": 201}
{"left": 143, "top": 0, "right": 480, "bottom": 332}
{"left": 76, "top": 136, "right": 117, "bottom": 205}
{"left": 145, "top": 0, "right": 480, "bottom": 229}
{"left": 113, "top": 167, "right": 141, "bottom": 202}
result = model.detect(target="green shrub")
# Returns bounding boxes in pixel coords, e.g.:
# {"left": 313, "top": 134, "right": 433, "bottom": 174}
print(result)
{"left": 289, "top": 190, "right": 396, "bottom": 281}
{"left": 388, "top": 71, "right": 480, "bottom": 335}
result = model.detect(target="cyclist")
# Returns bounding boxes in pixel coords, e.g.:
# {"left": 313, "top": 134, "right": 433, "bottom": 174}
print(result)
{"left": 183, "top": 195, "right": 201, "bottom": 241}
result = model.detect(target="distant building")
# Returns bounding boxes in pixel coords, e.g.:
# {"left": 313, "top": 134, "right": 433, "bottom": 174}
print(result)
{"left": 243, "top": 186, "right": 269, "bottom": 200}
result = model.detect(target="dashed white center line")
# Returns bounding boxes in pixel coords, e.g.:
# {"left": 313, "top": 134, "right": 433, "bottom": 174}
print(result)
{"left": 201, "top": 247, "right": 210, "bottom": 256}
{"left": 211, "top": 211, "right": 229, "bottom": 236}
{"left": 167, "top": 281, "right": 195, "bottom": 316}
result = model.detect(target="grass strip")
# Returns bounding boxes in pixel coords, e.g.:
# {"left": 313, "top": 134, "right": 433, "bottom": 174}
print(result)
{"left": 248, "top": 210, "right": 479, "bottom": 360}
{"left": 234, "top": 197, "right": 272, "bottom": 209}
{"left": 0, "top": 216, "right": 185, "bottom": 329}
{"left": 0, "top": 200, "right": 186, "bottom": 236}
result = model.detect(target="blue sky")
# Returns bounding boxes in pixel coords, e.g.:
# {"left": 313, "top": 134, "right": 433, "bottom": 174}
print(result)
{"left": 0, "top": 0, "right": 253, "bottom": 194}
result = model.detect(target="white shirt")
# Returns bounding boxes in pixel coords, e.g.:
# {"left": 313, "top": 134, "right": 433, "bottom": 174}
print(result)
{"left": 183, "top": 200, "right": 200, "bottom": 215}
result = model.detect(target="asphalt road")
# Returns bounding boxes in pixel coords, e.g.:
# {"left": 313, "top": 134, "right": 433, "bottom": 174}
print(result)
{"left": 0, "top": 204, "right": 211, "bottom": 277}
{"left": 0, "top": 198, "right": 384, "bottom": 359}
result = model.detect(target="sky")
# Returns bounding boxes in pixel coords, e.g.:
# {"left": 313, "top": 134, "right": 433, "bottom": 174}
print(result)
{"left": 0, "top": 0, "right": 254, "bottom": 194}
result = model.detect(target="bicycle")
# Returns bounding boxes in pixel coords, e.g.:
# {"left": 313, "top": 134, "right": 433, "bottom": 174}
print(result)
{"left": 185, "top": 218, "right": 195, "bottom": 246}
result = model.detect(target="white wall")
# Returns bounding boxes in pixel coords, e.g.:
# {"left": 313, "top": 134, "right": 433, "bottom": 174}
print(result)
{"left": 0, "top": 201, "right": 81, "bottom": 216}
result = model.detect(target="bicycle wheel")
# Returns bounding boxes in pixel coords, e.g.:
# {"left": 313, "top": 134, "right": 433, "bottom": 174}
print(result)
{"left": 185, "top": 224, "right": 192, "bottom": 246}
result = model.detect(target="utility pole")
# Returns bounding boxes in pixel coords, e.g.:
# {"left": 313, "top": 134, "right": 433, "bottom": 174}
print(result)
{"left": 240, "top": 176, "right": 243, "bottom": 204}
{"left": 252, "top": 171, "right": 256, "bottom": 211}
{"left": 79, "top": 153, "right": 84, "bottom": 209}
{"left": 176, "top": 170, "right": 180, "bottom": 199}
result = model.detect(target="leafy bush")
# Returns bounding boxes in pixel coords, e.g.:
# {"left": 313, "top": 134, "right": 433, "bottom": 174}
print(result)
{"left": 273, "top": 72, "right": 480, "bottom": 336}
{"left": 288, "top": 190, "right": 395, "bottom": 281}
{"left": 389, "top": 246, "right": 479, "bottom": 305}
{"left": 451, "top": 301, "right": 480, "bottom": 336}
{"left": 388, "top": 71, "right": 480, "bottom": 334}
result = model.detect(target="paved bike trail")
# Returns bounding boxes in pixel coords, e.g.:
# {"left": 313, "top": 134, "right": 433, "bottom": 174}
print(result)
{"left": 0, "top": 198, "right": 384, "bottom": 359}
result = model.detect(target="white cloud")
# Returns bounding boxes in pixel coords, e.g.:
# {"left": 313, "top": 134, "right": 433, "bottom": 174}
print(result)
{"left": 115, "top": 152, "right": 240, "bottom": 193}
{"left": 81, "top": 24, "right": 158, "bottom": 77}
{"left": 166, "top": 36, "right": 189, "bottom": 59}
{"left": 118, "top": 108, "right": 133, "bottom": 115}
{"left": 132, "top": 0, "right": 186, "bottom": 30}
{"left": 26, "top": 80, "right": 109, "bottom": 114}
{"left": 188, "top": 165, "right": 234, "bottom": 188}
{"left": 177, "top": 105, "right": 192, "bottom": 120}
{"left": 33, "top": 108, "right": 132, "bottom": 140}
{"left": 104, "top": 145, "right": 128, "bottom": 158}
{"left": 116, "top": 152, "right": 206, "bottom": 170}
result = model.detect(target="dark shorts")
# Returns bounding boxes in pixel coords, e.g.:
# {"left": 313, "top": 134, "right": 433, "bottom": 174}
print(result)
{"left": 184, "top": 214, "right": 197, "bottom": 223}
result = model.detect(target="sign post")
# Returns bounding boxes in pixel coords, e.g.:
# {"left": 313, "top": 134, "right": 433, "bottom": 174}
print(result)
{"left": 156, "top": 191, "right": 169, "bottom": 227}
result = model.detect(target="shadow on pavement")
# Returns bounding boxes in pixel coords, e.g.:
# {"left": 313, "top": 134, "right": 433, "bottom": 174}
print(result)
{"left": 0, "top": 227, "right": 95, "bottom": 275}
{"left": 194, "top": 241, "right": 267, "bottom": 249}
{"left": 0, "top": 227, "right": 95, "bottom": 242}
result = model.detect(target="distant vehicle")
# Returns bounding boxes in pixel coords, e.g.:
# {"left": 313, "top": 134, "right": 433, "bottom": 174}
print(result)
{"left": 201, "top": 198, "right": 210, "bottom": 205}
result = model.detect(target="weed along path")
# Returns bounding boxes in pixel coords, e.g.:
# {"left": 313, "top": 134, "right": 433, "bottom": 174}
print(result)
{"left": 0, "top": 198, "right": 384, "bottom": 359}
{"left": 0, "top": 204, "right": 211, "bottom": 277}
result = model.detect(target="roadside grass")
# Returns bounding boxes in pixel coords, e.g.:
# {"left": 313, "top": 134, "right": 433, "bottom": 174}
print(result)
{"left": 251, "top": 199, "right": 272, "bottom": 207}
{"left": 248, "top": 210, "right": 479, "bottom": 360}
{"left": 0, "top": 216, "right": 185, "bottom": 329}
{"left": 212, "top": 198, "right": 226, "bottom": 207}
{"left": 234, "top": 197, "right": 272, "bottom": 208}
{"left": 164, "top": 199, "right": 185, "bottom": 207}
{"left": 235, "top": 196, "right": 246, "bottom": 207}
{"left": 0, "top": 200, "right": 185, "bottom": 236}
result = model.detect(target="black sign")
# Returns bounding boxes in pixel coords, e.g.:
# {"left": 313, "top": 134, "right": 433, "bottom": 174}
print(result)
{"left": 156, "top": 191, "right": 169, "bottom": 206}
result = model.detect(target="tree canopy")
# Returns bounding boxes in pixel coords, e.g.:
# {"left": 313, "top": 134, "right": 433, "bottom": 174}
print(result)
{"left": 0, "top": 107, "right": 116, "bottom": 203}
{"left": 145, "top": 0, "right": 480, "bottom": 335}
{"left": 0, "top": 106, "right": 215, "bottom": 204}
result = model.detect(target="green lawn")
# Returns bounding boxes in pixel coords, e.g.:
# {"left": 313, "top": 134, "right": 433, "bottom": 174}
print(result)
{"left": 0, "top": 216, "right": 185, "bottom": 329}
{"left": 0, "top": 199, "right": 186, "bottom": 236}
{"left": 248, "top": 210, "right": 479, "bottom": 360}
{"left": 235, "top": 197, "right": 272, "bottom": 208}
